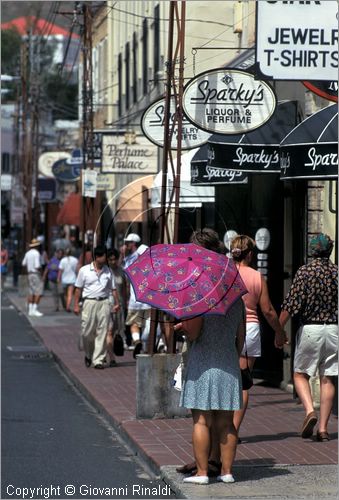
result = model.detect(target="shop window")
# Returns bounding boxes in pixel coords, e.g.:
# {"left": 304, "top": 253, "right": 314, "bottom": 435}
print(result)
{"left": 125, "top": 42, "right": 130, "bottom": 110}
{"left": 118, "top": 53, "right": 122, "bottom": 117}
{"left": 2, "top": 153, "right": 10, "bottom": 173}
{"left": 142, "top": 18, "right": 148, "bottom": 95}
{"left": 153, "top": 4, "right": 160, "bottom": 86}
{"left": 132, "top": 32, "right": 138, "bottom": 103}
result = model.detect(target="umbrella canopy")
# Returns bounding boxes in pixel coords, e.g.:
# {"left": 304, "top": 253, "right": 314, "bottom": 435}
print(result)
{"left": 280, "top": 104, "right": 338, "bottom": 180}
{"left": 124, "top": 243, "right": 247, "bottom": 320}
{"left": 207, "top": 101, "right": 300, "bottom": 173}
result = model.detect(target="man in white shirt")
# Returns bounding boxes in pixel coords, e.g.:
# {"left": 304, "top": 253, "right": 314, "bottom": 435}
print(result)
{"left": 122, "top": 233, "right": 150, "bottom": 359}
{"left": 22, "top": 239, "right": 44, "bottom": 317}
{"left": 74, "top": 245, "right": 120, "bottom": 369}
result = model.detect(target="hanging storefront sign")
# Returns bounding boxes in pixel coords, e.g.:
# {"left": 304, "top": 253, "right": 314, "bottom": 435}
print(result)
{"left": 101, "top": 132, "right": 158, "bottom": 174}
{"left": 39, "top": 152, "right": 71, "bottom": 177}
{"left": 52, "top": 159, "right": 80, "bottom": 182}
{"left": 141, "top": 96, "right": 210, "bottom": 150}
{"left": 182, "top": 69, "right": 276, "bottom": 135}
{"left": 256, "top": 1, "right": 338, "bottom": 81}
{"left": 81, "top": 169, "right": 97, "bottom": 198}
{"left": 302, "top": 81, "right": 338, "bottom": 103}
{"left": 280, "top": 104, "right": 338, "bottom": 180}
{"left": 37, "top": 178, "right": 57, "bottom": 202}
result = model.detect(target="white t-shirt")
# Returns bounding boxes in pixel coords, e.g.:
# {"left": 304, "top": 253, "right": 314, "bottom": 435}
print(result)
{"left": 22, "top": 249, "right": 41, "bottom": 273}
{"left": 75, "top": 263, "right": 116, "bottom": 298}
{"left": 59, "top": 256, "right": 78, "bottom": 285}
{"left": 124, "top": 247, "right": 150, "bottom": 311}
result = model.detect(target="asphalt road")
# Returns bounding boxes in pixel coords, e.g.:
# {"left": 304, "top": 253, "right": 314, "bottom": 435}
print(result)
{"left": 1, "top": 294, "right": 176, "bottom": 500}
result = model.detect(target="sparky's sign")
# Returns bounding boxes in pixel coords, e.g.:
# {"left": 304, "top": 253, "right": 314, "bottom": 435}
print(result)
{"left": 183, "top": 69, "right": 276, "bottom": 135}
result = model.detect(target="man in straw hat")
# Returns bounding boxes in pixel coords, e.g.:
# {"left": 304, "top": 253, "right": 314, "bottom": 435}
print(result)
{"left": 22, "top": 239, "right": 44, "bottom": 317}
{"left": 280, "top": 233, "right": 338, "bottom": 442}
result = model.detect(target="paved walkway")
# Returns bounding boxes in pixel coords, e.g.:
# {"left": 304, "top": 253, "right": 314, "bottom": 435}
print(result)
{"left": 6, "top": 290, "right": 338, "bottom": 499}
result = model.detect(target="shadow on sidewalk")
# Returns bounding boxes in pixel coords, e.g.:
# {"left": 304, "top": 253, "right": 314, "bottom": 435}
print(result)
{"left": 240, "top": 431, "right": 299, "bottom": 443}
{"left": 233, "top": 459, "right": 292, "bottom": 482}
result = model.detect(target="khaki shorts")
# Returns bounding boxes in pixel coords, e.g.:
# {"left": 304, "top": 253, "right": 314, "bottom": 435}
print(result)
{"left": 294, "top": 324, "right": 338, "bottom": 377}
{"left": 28, "top": 273, "right": 44, "bottom": 296}
{"left": 125, "top": 309, "right": 150, "bottom": 329}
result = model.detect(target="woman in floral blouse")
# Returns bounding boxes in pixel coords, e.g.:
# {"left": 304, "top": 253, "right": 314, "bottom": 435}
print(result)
{"left": 280, "top": 233, "right": 338, "bottom": 442}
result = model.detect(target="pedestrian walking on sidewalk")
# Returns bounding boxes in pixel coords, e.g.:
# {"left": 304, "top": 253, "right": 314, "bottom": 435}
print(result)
{"left": 1, "top": 242, "right": 9, "bottom": 289}
{"left": 21, "top": 239, "right": 44, "bottom": 317}
{"left": 122, "top": 233, "right": 150, "bottom": 359}
{"left": 280, "top": 233, "right": 338, "bottom": 442}
{"left": 106, "top": 248, "right": 128, "bottom": 366}
{"left": 58, "top": 248, "right": 78, "bottom": 312}
{"left": 43, "top": 249, "right": 64, "bottom": 311}
{"left": 175, "top": 228, "right": 246, "bottom": 485}
{"left": 230, "top": 235, "right": 287, "bottom": 438}
{"left": 73, "top": 245, "right": 120, "bottom": 369}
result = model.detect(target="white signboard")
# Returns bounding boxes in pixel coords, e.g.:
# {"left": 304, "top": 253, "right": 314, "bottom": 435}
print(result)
{"left": 256, "top": 1, "right": 338, "bottom": 81}
{"left": 183, "top": 69, "right": 276, "bottom": 135}
{"left": 141, "top": 97, "right": 210, "bottom": 150}
{"left": 101, "top": 134, "right": 158, "bottom": 174}
{"left": 1, "top": 174, "right": 12, "bottom": 191}
{"left": 82, "top": 169, "right": 97, "bottom": 198}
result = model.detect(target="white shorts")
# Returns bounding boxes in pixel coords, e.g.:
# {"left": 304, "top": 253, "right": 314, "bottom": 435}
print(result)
{"left": 242, "top": 322, "right": 261, "bottom": 357}
{"left": 294, "top": 324, "right": 338, "bottom": 377}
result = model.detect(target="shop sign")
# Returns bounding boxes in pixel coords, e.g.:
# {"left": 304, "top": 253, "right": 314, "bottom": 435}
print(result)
{"left": 1, "top": 174, "right": 12, "bottom": 191}
{"left": 280, "top": 144, "right": 338, "bottom": 180}
{"left": 96, "top": 171, "right": 115, "bottom": 191}
{"left": 183, "top": 69, "right": 276, "bottom": 135}
{"left": 191, "top": 164, "right": 248, "bottom": 185}
{"left": 37, "top": 178, "right": 57, "bottom": 202}
{"left": 256, "top": 1, "right": 338, "bottom": 81}
{"left": 52, "top": 159, "right": 80, "bottom": 182}
{"left": 207, "top": 144, "right": 280, "bottom": 173}
{"left": 101, "top": 133, "right": 158, "bottom": 174}
{"left": 82, "top": 169, "right": 97, "bottom": 198}
{"left": 141, "top": 97, "right": 211, "bottom": 150}
{"left": 302, "top": 81, "right": 337, "bottom": 103}
{"left": 39, "top": 152, "right": 71, "bottom": 177}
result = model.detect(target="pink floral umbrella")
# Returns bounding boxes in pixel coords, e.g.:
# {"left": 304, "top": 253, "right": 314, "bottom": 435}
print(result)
{"left": 124, "top": 243, "right": 247, "bottom": 320}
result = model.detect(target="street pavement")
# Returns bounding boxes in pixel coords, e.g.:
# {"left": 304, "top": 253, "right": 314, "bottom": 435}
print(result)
{"left": 5, "top": 289, "right": 338, "bottom": 499}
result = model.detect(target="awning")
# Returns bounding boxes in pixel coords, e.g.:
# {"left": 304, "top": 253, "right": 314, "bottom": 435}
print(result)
{"left": 56, "top": 193, "right": 81, "bottom": 226}
{"left": 151, "top": 149, "right": 215, "bottom": 208}
{"left": 207, "top": 101, "right": 301, "bottom": 173}
{"left": 191, "top": 143, "right": 248, "bottom": 185}
{"left": 280, "top": 104, "right": 338, "bottom": 180}
{"left": 115, "top": 175, "right": 155, "bottom": 223}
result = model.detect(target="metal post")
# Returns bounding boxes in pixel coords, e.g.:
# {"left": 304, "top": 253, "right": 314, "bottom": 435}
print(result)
{"left": 147, "top": 1, "right": 186, "bottom": 355}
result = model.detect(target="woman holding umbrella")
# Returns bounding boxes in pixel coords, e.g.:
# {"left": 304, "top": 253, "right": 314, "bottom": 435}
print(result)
{"left": 175, "top": 228, "right": 246, "bottom": 485}
{"left": 124, "top": 227, "right": 247, "bottom": 484}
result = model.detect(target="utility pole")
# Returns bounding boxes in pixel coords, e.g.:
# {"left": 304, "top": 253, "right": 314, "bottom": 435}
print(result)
{"left": 80, "top": 2, "right": 101, "bottom": 253}
{"left": 21, "top": 35, "right": 32, "bottom": 247}
{"left": 147, "top": 1, "right": 186, "bottom": 354}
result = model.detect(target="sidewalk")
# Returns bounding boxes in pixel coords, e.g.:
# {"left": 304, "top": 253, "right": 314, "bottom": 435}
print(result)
{"left": 7, "top": 290, "right": 338, "bottom": 499}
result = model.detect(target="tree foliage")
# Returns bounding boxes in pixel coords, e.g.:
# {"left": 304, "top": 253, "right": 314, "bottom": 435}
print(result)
{"left": 43, "top": 71, "right": 78, "bottom": 120}
{"left": 1, "top": 28, "right": 21, "bottom": 75}
{"left": 1, "top": 28, "right": 78, "bottom": 119}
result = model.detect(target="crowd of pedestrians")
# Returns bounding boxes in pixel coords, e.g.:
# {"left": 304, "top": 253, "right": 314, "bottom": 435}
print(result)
{"left": 18, "top": 227, "right": 337, "bottom": 485}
